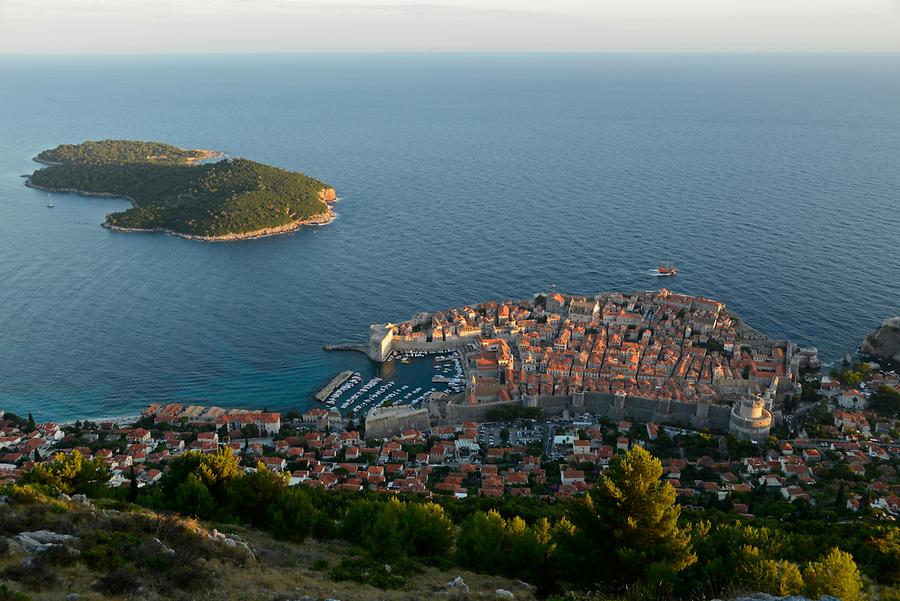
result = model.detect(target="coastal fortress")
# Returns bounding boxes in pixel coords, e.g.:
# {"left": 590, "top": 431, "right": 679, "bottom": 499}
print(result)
{"left": 355, "top": 289, "right": 812, "bottom": 442}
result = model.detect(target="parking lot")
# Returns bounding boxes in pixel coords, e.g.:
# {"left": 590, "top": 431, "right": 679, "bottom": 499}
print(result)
{"left": 477, "top": 421, "right": 547, "bottom": 447}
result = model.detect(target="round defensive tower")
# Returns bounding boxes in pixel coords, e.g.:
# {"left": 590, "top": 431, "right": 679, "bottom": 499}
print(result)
{"left": 729, "top": 394, "right": 773, "bottom": 442}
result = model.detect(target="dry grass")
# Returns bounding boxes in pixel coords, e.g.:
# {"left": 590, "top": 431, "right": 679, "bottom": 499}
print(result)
{"left": 206, "top": 525, "right": 539, "bottom": 600}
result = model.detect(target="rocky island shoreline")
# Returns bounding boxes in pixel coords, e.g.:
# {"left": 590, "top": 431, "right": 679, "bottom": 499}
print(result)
{"left": 101, "top": 203, "right": 336, "bottom": 241}
{"left": 25, "top": 140, "right": 337, "bottom": 241}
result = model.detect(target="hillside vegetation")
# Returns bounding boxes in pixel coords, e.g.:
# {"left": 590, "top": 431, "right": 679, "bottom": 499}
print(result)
{"left": 28, "top": 140, "right": 334, "bottom": 238}
{"left": 12, "top": 446, "right": 899, "bottom": 601}
{"left": 0, "top": 486, "right": 535, "bottom": 601}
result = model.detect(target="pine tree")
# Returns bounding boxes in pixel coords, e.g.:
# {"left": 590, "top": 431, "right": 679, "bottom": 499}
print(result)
{"left": 561, "top": 445, "right": 696, "bottom": 587}
{"left": 455, "top": 510, "right": 507, "bottom": 573}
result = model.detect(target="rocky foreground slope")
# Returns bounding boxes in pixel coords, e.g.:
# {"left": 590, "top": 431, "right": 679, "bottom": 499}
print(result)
{"left": 0, "top": 489, "right": 535, "bottom": 601}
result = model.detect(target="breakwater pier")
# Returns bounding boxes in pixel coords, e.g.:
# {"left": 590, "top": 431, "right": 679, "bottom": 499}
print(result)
{"left": 313, "top": 370, "right": 355, "bottom": 402}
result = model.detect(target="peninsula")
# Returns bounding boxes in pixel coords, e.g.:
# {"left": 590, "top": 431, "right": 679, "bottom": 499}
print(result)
{"left": 26, "top": 140, "right": 337, "bottom": 240}
{"left": 350, "top": 288, "right": 811, "bottom": 441}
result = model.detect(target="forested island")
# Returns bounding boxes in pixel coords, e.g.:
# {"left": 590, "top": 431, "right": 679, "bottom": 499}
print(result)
{"left": 27, "top": 140, "right": 337, "bottom": 240}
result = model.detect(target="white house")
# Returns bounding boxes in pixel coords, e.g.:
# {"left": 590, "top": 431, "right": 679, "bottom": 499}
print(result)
{"left": 837, "top": 390, "right": 867, "bottom": 411}
{"left": 561, "top": 470, "right": 586, "bottom": 486}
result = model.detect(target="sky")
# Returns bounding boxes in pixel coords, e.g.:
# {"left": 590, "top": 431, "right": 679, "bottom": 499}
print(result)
{"left": 0, "top": 0, "right": 899, "bottom": 54}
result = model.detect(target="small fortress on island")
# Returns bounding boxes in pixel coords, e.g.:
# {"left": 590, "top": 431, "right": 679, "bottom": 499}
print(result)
{"left": 357, "top": 289, "right": 806, "bottom": 441}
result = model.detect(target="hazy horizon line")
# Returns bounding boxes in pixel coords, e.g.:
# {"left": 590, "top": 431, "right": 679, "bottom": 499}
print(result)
{"left": 3, "top": 50, "right": 900, "bottom": 58}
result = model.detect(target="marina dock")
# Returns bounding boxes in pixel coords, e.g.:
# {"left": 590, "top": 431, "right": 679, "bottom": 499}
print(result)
{"left": 314, "top": 370, "right": 354, "bottom": 402}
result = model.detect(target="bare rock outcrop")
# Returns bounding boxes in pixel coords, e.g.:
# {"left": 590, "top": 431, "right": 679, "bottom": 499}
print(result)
{"left": 13, "top": 530, "right": 77, "bottom": 553}
{"left": 447, "top": 576, "right": 469, "bottom": 594}
{"left": 318, "top": 187, "right": 337, "bottom": 202}
{"left": 860, "top": 317, "right": 900, "bottom": 363}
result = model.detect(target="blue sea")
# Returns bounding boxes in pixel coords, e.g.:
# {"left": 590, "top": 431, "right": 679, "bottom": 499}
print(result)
{"left": 0, "top": 54, "right": 898, "bottom": 422}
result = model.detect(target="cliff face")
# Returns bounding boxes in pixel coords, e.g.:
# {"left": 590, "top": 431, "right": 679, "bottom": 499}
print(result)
{"left": 318, "top": 187, "right": 337, "bottom": 202}
{"left": 860, "top": 317, "right": 900, "bottom": 363}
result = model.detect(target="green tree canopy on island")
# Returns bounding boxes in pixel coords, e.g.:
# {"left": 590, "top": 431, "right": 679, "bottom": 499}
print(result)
{"left": 28, "top": 140, "right": 334, "bottom": 238}
{"left": 37, "top": 140, "right": 209, "bottom": 165}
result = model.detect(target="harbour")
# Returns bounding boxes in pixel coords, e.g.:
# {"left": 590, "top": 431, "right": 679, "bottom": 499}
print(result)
{"left": 313, "top": 348, "right": 467, "bottom": 417}
{"left": 313, "top": 370, "right": 354, "bottom": 402}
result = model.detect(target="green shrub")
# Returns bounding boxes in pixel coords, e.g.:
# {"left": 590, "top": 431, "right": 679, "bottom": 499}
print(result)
{"left": 21, "top": 450, "right": 110, "bottom": 496}
{"left": 159, "top": 559, "right": 215, "bottom": 592}
{"left": 1, "top": 559, "right": 58, "bottom": 591}
{"left": 94, "top": 567, "right": 140, "bottom": 595}
{"left": 736, "top": 545, "right": 804, "bottom": 596}
{"left": 403, "top": 501, "right": 454, "bottom": 558}
{"left": 267, "top": 486, "right": 318, "bottom": 542}
{"left": 804, "top": 547, "right": 863, "bottom": 601}
{"left": 342, "top": 497, "right": 453, "bottom": 561}
{"left": 330, "top": 555, "right": 407, "bottom": 589}
{"left": 455, "top": 510, "right": 510, "bottom": 573}
{"left": 80, "top": 530, "right": 142, "bottom": 570}
{"left": 0, "top": 583, "right": 30, "bottom": 601}
{"left": 228, "top": 465, "right": 288, "bottom": 526}
{"left": 38, "top": 543, "right": 80, "bottom": 568}
{"left": 456, "top": 509, "right": 558, "bottom": 588}
{"left": 880, "top": 586, "right": 900, "bottom": 601}
{"left": 361, "top": 497, "right": 407, "bottom": 559}
{"left": 174, "top": 474, "right": 216, "bottom": 518}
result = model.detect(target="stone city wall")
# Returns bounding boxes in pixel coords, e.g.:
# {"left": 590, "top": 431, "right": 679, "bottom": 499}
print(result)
{"left": 391, "top": 340, "right": 471, "bottom": 353}
{"left": 365, "top": 409, "right": 430, "bottom": 439}
{"left": 444, "top": 392, "right": 731, "bottom": 431}
{"left": 445, "top": 399, "right": 520, "bottom": 422}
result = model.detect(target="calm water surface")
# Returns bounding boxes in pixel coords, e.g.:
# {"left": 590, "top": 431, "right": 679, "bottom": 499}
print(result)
{"left": 0, "top": 54, "right": 898, "bottom": 421}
